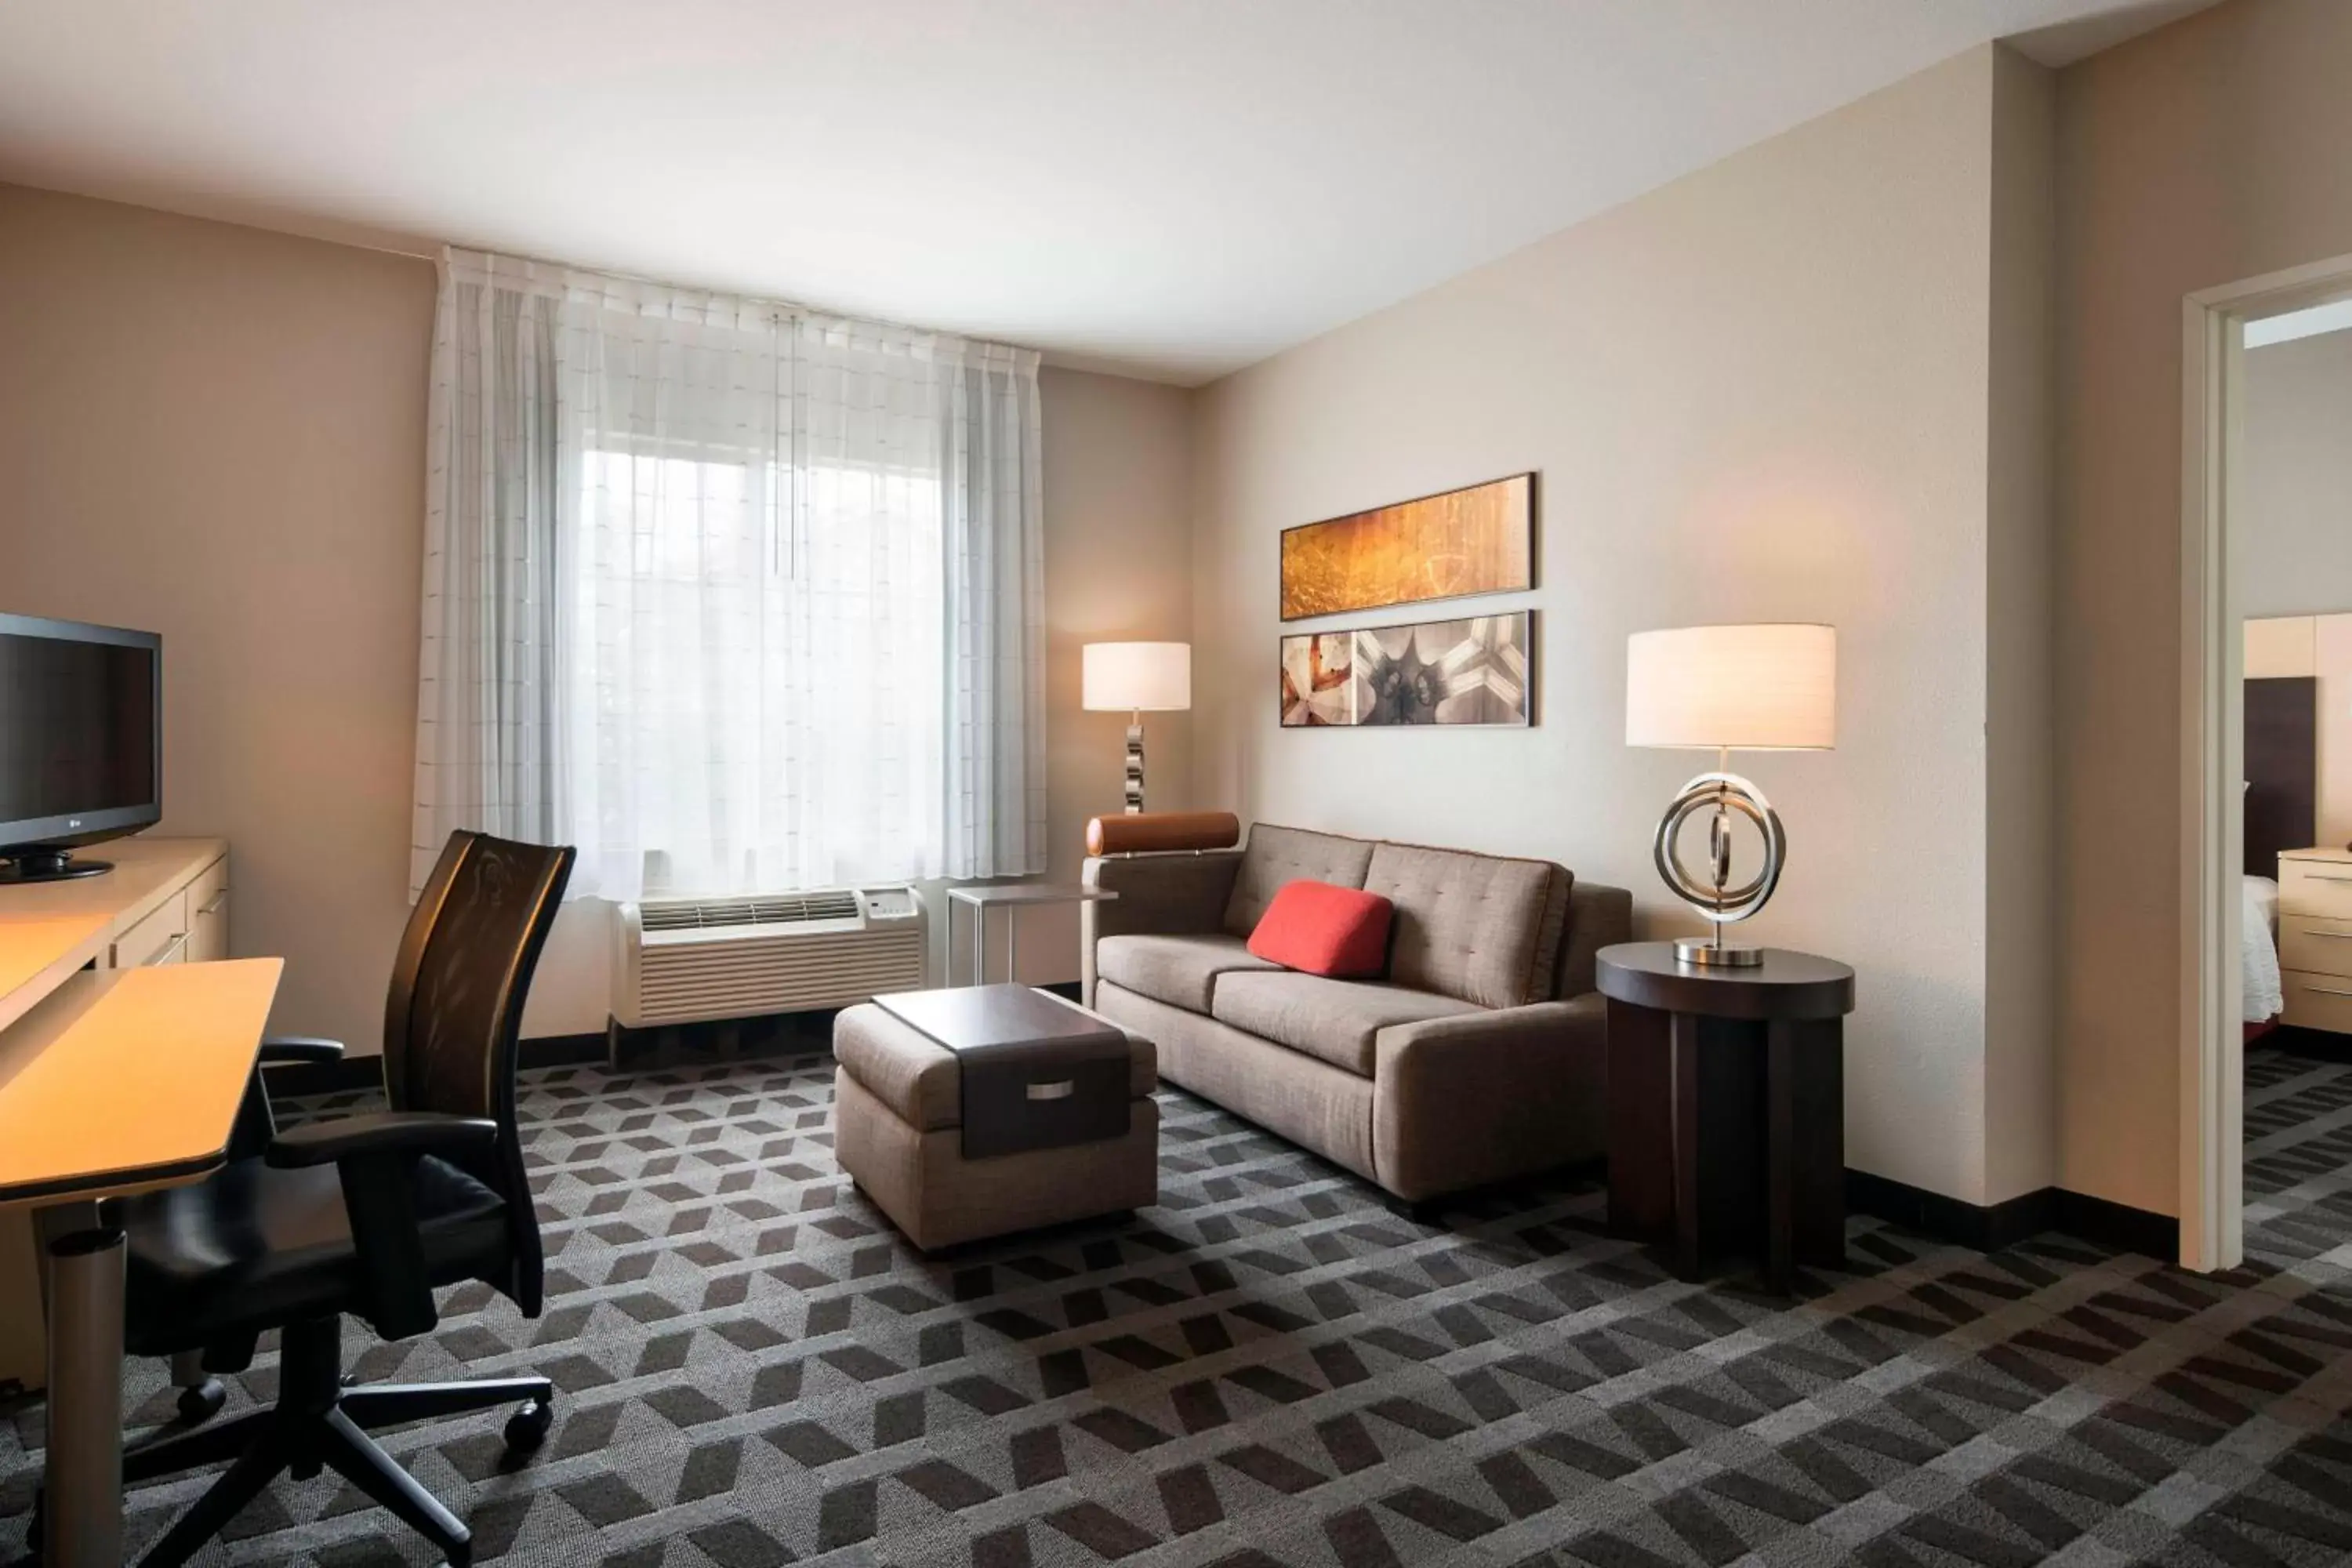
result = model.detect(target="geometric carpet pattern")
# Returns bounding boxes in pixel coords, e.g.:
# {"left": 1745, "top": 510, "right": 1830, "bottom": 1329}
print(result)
{"left": 5, "top": 1036, "right": 2352, "bottom": 1566}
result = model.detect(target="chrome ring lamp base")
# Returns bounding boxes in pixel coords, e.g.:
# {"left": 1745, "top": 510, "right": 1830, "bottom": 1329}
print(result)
{"left": 1673, "top": 935, "right": 1764, "bottom": 968}
{"left": 1653, "top": 756, "right": 1787, "bottom": 969}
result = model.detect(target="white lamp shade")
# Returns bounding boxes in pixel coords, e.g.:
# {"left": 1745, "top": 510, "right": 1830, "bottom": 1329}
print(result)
{"left": 1625, "top": 624, "right": 1836, "bottom": 750}
{"left": 1083, "top": 641, "right": 1192, "bottom": 712}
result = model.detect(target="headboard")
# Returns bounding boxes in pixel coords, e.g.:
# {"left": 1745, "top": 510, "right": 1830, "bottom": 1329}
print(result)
{"left": 2245, "top": 675, "right": 2317, "bottom": 877}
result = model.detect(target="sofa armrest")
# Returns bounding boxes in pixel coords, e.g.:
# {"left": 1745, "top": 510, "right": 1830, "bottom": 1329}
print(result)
{"left": 1560, "top": 882, "right": 1634, "bottom": 998}
{"left": 1082, "top": 851, "right": 1245, "bottom": 1004}
{"left": 1371, "top": 994, "right": 1607, "bottom": 1201}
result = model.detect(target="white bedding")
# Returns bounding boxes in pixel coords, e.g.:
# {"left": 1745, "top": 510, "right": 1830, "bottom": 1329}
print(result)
{"left": 2245, "top": 873, "right": 2284, "bottom": 1023}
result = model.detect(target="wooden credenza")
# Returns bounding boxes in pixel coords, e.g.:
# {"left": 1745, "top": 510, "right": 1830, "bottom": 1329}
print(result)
{"left": 0, "top": 836, "right": 231, "bottom": 1392}
{"left": 2278, "top": 846, "right": 2352, "bottom": 1035}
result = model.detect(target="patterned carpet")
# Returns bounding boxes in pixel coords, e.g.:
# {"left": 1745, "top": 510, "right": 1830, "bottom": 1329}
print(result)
{"left": 5, "top": 1033, "right": 2352, "bottom": 1567}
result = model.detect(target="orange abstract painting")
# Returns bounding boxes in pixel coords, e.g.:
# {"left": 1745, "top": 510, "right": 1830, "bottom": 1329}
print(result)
{"left": 1279, "top": 473, "right": 1532, "bottom": 621}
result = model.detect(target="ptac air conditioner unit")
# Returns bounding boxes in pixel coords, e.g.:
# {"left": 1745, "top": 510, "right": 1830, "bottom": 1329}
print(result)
{"left": 613, "top": 887, "right": 925, "bottom": 1031}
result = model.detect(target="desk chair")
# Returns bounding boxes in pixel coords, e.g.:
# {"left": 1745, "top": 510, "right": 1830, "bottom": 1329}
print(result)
{"left": 105, "top": 831, "right": 574, "bottom": 1568}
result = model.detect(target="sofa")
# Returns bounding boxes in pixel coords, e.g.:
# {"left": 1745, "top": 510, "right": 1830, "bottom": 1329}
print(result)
{"left": 1083, "top": 822, "right": 1632, "bottom": 1203}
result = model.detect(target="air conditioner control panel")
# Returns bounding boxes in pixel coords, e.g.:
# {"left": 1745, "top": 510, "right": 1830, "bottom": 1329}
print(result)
{"left": 858, "top": 887, "right": 921, "bottom": 921}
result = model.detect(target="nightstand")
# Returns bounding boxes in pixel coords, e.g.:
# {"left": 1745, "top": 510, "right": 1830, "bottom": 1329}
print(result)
{"left": 2278, "top": 847, "right": 2352, "bottom": 1033}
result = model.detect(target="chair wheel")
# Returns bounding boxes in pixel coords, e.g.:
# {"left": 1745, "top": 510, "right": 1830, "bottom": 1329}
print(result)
{"left": 503, "top": 1396, "right": 554, "bottom": 1452}
{"left": 176, "top": 1377, "right": 227, "bottom": 1424}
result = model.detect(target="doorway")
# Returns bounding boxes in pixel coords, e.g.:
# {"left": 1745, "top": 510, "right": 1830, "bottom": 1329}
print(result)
{"left": 2180, "top": 253, "right": 2352, "bottom": 1272}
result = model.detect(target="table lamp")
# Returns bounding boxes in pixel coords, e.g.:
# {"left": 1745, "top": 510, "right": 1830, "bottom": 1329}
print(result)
{"left": 1083, "top": 641, "right": 1191, "bottom": 814}
{"left": 1625, "top": 623, "right": 1836, "bottom": 967}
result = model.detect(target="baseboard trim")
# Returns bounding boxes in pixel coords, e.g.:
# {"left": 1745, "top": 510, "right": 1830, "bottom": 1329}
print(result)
{"left": 1846, "top": 1170, "right": 2177, "bottom": 1261}
{"left": 2048, "top": 1189, "right": 2181, "bottom": 1261}
{"left": 1844, "top": 1171, "right": 2041, "bottom": 1252}
{"left": 521, "top": 1033, "right": 608, "bottom": 1069}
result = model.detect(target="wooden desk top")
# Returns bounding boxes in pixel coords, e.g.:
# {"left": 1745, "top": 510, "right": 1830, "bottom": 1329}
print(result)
{"left": 0, "top": 837, "right": 227, "bottom": 1034}
{"left": 0, "top": 956, "right": 281, "bottom": 1207}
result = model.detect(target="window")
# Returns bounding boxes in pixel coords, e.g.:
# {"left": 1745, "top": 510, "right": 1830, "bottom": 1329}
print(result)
{"left": 416, "top": 252, "right": 1045, "bottom": 905}
{"left": 568, "top": 444, "right": 948, "bottom": 897}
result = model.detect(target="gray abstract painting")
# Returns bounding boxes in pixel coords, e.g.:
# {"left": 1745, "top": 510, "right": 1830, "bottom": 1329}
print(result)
{"left": 1279, "top": 611, "right": 1531, "bottom": 728}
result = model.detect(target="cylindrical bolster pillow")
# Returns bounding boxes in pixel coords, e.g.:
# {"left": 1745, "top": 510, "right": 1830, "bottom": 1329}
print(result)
{"left": 1087, "top": 811, "right": 1243, "bottom": 857}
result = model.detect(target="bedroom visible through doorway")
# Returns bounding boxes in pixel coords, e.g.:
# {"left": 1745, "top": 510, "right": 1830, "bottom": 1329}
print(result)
{"left": 2181, "top": 260, "right": 2352, "bottom": 1273}
{"left": 2236, "top": 295, "right": 2352, "bottom": 1260}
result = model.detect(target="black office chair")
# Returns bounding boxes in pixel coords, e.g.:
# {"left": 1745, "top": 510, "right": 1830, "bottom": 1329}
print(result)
{"left": 104, "top": 830, "right": 575, "bottom": 1568}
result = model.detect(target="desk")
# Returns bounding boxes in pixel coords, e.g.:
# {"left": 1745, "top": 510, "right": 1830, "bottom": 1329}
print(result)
{"left": 0, "top": 837, "right": 231, "bottom": 1034}
{"left": 1598, "top": 942, "right": 1855, "bottom": 1292}
{"left": 0, "top": 956, "right": 281, "bottom": 1567}
{"left": 0, "top": 837, "right": 230, "bottom": 1388}
{"left": 947, "top": 884, "right": 1119, "bottom": 985}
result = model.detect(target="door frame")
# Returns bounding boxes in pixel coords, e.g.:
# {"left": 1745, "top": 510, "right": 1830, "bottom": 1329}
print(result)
{"left": 2178, "top": 250, "right": 2352, "bottom": 1272}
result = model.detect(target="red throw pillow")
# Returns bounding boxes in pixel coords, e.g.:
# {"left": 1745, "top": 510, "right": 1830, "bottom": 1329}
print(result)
{"left": 1247, "top": 880, "right": 1393, "bottom": 978}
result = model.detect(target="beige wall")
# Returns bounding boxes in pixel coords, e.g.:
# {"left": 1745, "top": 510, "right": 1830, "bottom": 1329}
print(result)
{"left": 0, "top": 183, "right": 1195, "bottom": 1050}
{"left": 0, "top": 183, "right": 436, "bottom": 1055}
{"left": 2241, "top": 329, "right": 2352, "bottom": 620}
{"left": 1984, "top": 51, "right": 2062, "bottom": 1203}
{"left": 1190, "top": 48, "right": 2045, "bottom": 1205}
{"left": 1029, "top": 365, "right": 1196, "bottom": 974}
{"left": 2054, "top": 0, "right": 2352, "bottom": 1216}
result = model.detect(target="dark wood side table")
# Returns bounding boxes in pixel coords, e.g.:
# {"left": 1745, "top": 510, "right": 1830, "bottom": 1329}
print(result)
{"left": 1597, "top": 942, "right": 1856, "bottom": 1292}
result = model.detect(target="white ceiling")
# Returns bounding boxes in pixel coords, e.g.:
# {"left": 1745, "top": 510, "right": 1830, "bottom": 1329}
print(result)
{"left": 0, "top": 0, "right": 2211, "bottom": 385}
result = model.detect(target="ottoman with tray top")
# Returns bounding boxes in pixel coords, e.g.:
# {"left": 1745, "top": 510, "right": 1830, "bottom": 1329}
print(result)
{"left": 833, "top": 984, "right": 1159, "bottom": 1250}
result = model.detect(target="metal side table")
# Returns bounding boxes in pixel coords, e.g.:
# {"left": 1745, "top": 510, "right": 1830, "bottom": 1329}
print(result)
{"left": 946, "top": 884, "right": 1120, "bottom": 985}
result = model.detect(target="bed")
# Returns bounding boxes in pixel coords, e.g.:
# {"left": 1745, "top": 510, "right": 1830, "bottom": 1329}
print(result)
{"left": 2245, "top": 872, "right": 2284, "bottom": 1026}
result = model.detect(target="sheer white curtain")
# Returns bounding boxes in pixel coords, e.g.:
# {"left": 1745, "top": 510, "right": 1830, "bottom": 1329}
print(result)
{"left": 413, "top": 249, "right": 1047, "bottom": 900}
{"left": 412, "top": 262, "right": 566, "bottom": 874}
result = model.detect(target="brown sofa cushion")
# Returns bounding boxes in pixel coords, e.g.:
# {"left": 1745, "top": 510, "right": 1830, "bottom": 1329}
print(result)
{"left": 1210, "top": 970, "right": 1482, "bottom": 1077}
{"left": 1222, "top": 824, "right": 1376, "bottom": 936}
{"left": 1361, "top": 842, "right": 1573, "bottom": 1008}
{"left": 1096, "top": 984, "right": 1378, "bottom": 1182}
{"left": 1095, "top": 932, "right": 1278, "bottom": 1014}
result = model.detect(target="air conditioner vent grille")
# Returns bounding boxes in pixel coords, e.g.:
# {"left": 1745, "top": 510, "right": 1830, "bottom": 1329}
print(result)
{"left": 615, "top": 885, "right": 925, "bottom": 1031}
{"left": 640, "top": 891, "right": 862, "bottom": 932}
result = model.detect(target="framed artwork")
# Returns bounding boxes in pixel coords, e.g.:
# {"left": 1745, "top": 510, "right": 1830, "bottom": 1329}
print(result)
{"left": 1279, "top": 612, "right": 1533, "bottom": 728}
{"left": 1279, "top": 472, "right": 1534, "bottom": 622}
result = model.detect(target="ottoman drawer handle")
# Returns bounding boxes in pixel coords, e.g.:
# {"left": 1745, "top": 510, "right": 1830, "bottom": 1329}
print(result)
{"left": 1027, "top": 1080, "right": 1076, "bottom": 1101}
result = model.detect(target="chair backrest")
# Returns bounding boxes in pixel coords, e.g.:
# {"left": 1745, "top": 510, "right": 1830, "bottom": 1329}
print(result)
{"left": 384, "top": 830, "right": 574, "bottom": 1312}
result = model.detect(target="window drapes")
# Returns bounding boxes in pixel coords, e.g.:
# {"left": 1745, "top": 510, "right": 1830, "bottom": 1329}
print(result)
{"left": 413, "top": 249, "right": 1047, "bottom": 901}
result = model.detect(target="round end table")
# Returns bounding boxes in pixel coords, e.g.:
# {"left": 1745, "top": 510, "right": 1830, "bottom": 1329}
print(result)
{"left": 1596, "top": 942, "right": 1857, "bottom": 1292}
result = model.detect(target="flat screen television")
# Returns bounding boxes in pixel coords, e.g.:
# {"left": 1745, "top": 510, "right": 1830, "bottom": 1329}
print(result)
{"left": 0, "top": 612, "right": 162, "bottom": 883}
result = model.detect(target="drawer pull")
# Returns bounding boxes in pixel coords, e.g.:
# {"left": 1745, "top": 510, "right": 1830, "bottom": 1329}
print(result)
{"left": 2297, "top": 928, "right": 2352, "bottom": 939}
{"left": 1026, "top": 1080, "right": 1076, "bottom": 1102}
{"left": 2306, "top": 873, "right": 2352, "bottom": 883}
{"left": 198, "top": 891, "right": 230, "bottom": 916}
{"left": 150, "top": 932, "right": 190, "bottom": 967}
{"left": 2299, "top": 983, "right": 2352, "bottom": 998}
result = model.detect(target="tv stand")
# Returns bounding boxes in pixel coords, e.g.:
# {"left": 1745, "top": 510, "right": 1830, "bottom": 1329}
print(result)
{"left": 0, "top": 850, "right": 112, "bottom": 884}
